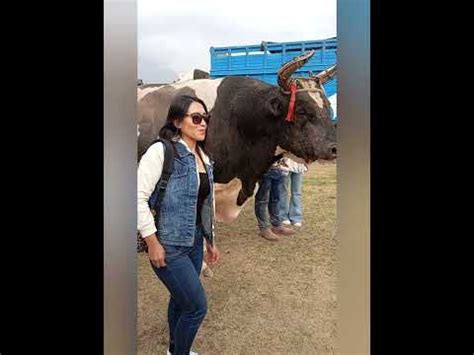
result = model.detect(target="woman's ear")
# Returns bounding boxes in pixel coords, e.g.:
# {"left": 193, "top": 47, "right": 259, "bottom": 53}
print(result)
{"left": 173, "top": 119, "right": 182, "bottom": 129}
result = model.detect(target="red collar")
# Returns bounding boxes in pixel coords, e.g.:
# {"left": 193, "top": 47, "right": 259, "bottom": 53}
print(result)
{"left": 285, "top": 81, "right": 298, "bottom": 122}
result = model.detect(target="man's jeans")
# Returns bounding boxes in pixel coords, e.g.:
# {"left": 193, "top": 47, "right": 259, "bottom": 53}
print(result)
{"left": 279, "top": 171, "right": 303, "bottom": 223}
{"left": 255, "top": 168, "right": 288, "bottom": 230}
{"left": 150, "top": 225, "right": 207, "bottom": 355}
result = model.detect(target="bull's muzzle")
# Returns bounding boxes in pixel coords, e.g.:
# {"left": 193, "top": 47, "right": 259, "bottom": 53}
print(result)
{"left": 328, "top": 142, "right": 337, "bottom": 159}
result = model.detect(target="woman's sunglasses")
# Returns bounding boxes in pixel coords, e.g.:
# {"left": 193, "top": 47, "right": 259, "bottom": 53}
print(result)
{"left": 186, "top": 112, "right": 211, "bottom": 125}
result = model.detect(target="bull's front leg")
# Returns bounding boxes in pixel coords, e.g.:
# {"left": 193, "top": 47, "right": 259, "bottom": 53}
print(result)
{"left": 236, "top": 154, "right": 282, "bottom": 205}
{"left": 236, "top": 177, "right": 258, "bottom": 206}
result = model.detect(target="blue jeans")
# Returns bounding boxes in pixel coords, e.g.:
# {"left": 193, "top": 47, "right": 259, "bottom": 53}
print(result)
{"left": 279, "top": 172, "right": 303, "bottom": 223}
{"left": 255, "top": 168, "right": 288, "bottom": 230}
{"left": 150, "top": 225, "right": 207, "bottom": 355}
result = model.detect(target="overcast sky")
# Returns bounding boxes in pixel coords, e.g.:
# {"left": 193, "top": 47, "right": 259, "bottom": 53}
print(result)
{"left": 138, "top": 0, "right": 336, "bottom": 83}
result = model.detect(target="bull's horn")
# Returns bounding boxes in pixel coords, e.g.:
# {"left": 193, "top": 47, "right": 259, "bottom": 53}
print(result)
{"left": 314, "top": 64, "right": 337, "bottom": 85}
{"left": 277, "top": 50, "right": 315, "bottom": 91}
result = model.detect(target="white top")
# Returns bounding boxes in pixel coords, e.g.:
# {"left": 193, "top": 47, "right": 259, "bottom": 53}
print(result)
{"left": 281, "top": 157, "right": 308, "bottom": 174}
{"left": 137, "top": 138, "right": 214, "bottom": 239}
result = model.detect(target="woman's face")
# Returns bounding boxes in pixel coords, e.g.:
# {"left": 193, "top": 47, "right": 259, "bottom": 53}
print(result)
{"left": 175, "top": 101, "right": 208, "bottom": 142}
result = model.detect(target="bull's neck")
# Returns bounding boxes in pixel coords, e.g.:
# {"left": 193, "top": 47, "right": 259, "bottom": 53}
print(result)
{"left": 272, "top": 87, "right": 291, "bottom": 119}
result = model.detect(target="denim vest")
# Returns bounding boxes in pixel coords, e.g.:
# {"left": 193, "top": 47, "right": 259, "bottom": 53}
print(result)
{"left": 150, "top": 141, "right": 215, "bottom": 247}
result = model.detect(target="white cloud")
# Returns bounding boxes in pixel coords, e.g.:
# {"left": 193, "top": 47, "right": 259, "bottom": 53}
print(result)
{"left": 138, "top": 0, "right": 336, "bottom": 82}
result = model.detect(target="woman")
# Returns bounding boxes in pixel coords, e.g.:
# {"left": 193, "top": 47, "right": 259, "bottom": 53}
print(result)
{"left": 137, "top": 95, "right": 220, "bottom": 355}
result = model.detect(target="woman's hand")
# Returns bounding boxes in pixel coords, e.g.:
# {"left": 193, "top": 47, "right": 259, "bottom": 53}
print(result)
{"left": 205, "top": 242, "right": 220, "bottom": 266}
{"left": 145, "top": 234, "right": 166, "bottom": 268}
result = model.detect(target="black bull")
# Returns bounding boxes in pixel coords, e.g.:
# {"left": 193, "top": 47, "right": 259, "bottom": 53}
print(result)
{"left": 137, "top": 54, "right": 336, "bottom": 223}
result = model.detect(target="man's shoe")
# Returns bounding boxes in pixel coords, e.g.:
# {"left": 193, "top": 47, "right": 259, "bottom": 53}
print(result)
{"left": 259, "top": 228, "right": 280, "bottom": 241}
{"left": 271, "top": 225, "right": 296, "bottom": 236}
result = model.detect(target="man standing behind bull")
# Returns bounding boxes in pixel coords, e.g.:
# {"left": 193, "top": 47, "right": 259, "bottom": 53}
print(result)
{"left": 280, "top": 157, "right": 308, "bottom": 227}
{"left": 254, "top": 158, "right": 297, "bottom": 241}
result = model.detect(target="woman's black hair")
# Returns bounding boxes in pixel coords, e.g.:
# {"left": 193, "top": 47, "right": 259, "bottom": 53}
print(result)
{"left": 159, "top": 95, "right": 210, "bottom": 155}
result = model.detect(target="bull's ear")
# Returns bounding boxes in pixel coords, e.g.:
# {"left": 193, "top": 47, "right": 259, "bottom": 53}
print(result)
{"left": 267, "top": 96, "right": 283, "bottom": 118}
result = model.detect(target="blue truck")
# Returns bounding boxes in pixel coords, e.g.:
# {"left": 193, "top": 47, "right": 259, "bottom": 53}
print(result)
{"left": 209, "top": 37, "right": 337, "bottom": 121}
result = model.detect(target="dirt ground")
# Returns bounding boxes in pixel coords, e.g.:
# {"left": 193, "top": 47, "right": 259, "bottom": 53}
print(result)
{"left": 137, "top": 161, "right": 338, "bottom": 354}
